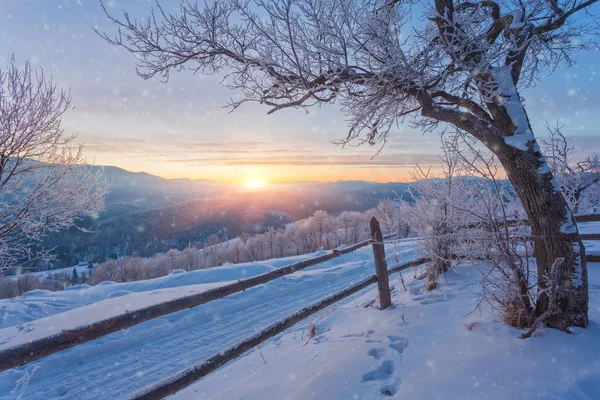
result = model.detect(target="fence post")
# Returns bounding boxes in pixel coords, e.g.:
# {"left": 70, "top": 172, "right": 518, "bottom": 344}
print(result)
{"left": 369, "top": 216, "right": 392, "bottom": 310}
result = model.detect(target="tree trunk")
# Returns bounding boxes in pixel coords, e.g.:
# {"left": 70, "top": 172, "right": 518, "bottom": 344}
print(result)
{"left": 494, "top": 140, "right": 588, "bottom": 329}
{"left": 416, "top": 66, "right": 588, "bottom": 330}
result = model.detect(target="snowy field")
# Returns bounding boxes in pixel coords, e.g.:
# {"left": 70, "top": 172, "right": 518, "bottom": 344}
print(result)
{"left": 0, "top": 222, "right": 598, "bottom": 400}
{"left": 174, "top": 263, "right": 600, "bottom": 400}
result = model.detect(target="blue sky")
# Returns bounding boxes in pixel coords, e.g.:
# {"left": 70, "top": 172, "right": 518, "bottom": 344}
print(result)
{"left": 0, "top": 0, "right": 598, "bottom": 183}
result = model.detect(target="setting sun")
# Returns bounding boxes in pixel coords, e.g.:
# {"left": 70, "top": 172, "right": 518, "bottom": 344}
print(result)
{"left": 244, "top": 178, "right": 266, "bottom": 190}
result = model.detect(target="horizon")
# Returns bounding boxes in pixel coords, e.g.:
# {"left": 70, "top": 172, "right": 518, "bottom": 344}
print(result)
{"left": 1, "top": 1, "right": 598, "bottom": 184}
{"left": 101, "top": 164, "right": 414, "bottom": 185}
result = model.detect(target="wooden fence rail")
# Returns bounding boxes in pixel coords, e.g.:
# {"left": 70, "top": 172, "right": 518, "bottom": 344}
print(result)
{"left": 499, "top": 213, "right": 600, "bottom": 226}
{"left": 575, "top": 214, "right": 600, "bottom": 223}
{"left": 0, "top": 237, "right": 385, "bottom": 373}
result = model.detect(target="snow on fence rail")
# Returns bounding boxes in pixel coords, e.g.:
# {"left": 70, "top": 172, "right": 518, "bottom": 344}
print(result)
{"left": 0, "top": 218, "right": 398, "bottom": 373}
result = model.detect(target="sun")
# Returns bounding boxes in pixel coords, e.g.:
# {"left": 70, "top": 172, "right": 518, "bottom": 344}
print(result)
{"left": 244, "top": 178, "right": 266, "bottom": 190}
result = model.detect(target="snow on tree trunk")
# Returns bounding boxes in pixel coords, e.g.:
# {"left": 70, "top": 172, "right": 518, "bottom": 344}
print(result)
{"left": 497, "top": 146, "right": 588, "bottom": 328}
{"left": 490, "top": 68, "right": 588, "bottom": 328}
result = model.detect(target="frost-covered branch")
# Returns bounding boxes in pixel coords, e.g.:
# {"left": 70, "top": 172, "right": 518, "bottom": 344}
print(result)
{"left": 100, "top": 0, "right": 597, "bottom": 147}
{"left": 541, "top": 123, "right": 600, "bottom": 214}
{"left": 0, "top": 58, "right": 110, "bottom": 271}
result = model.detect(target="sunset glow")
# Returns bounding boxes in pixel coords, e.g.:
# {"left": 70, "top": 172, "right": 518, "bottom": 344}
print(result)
{"left": 245, "top": 178, "right": 266, "bottom": 190}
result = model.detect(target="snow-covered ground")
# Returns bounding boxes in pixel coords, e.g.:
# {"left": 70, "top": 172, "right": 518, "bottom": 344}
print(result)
{"left": 174, "top": 263, "right": 600, "bottom": 400}
{"left": 0, "top": 242, "right": 419, "bottom": 399}
{"left": 0, "top": 221, "right": 597, "bottom": 400}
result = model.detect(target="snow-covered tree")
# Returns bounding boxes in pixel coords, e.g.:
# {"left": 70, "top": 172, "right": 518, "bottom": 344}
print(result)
{"left": 400, "top": 142, "right": 466, "bottom": 288}
{"left": 401, "top": 135, "right": 537, "bottom": 326}
{"left": 541, "top": 123, "right": 600, "bottom": 214}
{"left": 338, "top": 211, "right": 360, "bottom": 244}
{"left": 102, "top": 0, "right": 598, "bottom": 329}
{"left": 375, "top": 199, "right": 401, "bottom": 238}
{"left": 447, "top": 133, "right": 535, "bottom": 327}
{"left": 0, "top": 59, "right": 109, "bottom": 271}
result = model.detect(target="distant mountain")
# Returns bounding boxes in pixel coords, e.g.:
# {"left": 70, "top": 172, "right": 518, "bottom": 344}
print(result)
{"left": 37, "top": 167, "right": 412, "bottom": 266}
{"left": 97, "top": 166, "right": 232, "bottom": 217}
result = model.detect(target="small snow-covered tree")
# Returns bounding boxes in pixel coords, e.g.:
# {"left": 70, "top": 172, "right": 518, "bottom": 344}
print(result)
{"left": 16, "top": 274, "right": 41, "bottom": 295}
{"left": 401, "top": 141, "right": 468, "bottom": 288}
{"left": 272, "top": 229, "right": 288, "bottom": 257}
{"left": 0, "top": 59, "right": 109, "bottom": 271}
{"left": 183, "top": 246, "right": 202, "bottom": 271}
{"left": 307, "top": 211, "right": 330, "bottom": 250}
{"left": 228, "top": 237, "right": 248, "bottom": 263}
{"left": 265, "top": 226, "right": 278, "bottom": 258}
{"left": 447, "top": 133, "right": 535, "bottom": 327}
{"left": 246, "top": 234, "right": 267, "bottom": 260}
{"left": 375, "top": 199, "right": 401, "bottom": 238}
{"left": 541, "top": 123, "right": 600, "bottom": 214}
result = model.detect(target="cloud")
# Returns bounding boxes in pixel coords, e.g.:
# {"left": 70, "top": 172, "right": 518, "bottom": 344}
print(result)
{"left": 161, "top": 152, "right": 442, "bottom": 167}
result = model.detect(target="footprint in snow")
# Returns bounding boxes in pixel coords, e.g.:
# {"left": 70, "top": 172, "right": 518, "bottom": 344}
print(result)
{"left": 367, "top": 347, "right": 385, "bottom": 360}
{"left": 361, "top": 361, "right": 401, "bottom": 396}
{"left": 380, "top": 381, "right": 399, "bottom": 397}
{"left": 312, "top": 335, "right": 328, "bottom": 345}
{"left": 387, "top": 335, "right": 409, "bottom": 354}
{"left": 362, "top": 334, "right": 409, "bottom": 396}
{"left": 413, "top": 292, "right": 457, "bottom": 305}
{"left": 361, "top": 360, "right": 394, "bottom": 382}
{"left": 342, "top": 329, "right": 375, "bottom": 339}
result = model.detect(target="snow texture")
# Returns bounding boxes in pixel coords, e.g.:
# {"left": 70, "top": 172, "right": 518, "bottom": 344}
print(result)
{"left": 174, "top": 263, "right": 600, "bottom": 400}
{"left": 493, "top": 66, "right": 535, "bottom": 152}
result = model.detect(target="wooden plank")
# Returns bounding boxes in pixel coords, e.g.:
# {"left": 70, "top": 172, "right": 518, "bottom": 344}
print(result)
{"left": 388, "top": 258, "right": 428, "bottom": 276}
{"left": 576, "top": 214, "right": 600, "bottom": 223}
{"left": 588, "top": 254, "right": 600, "bottom": 263}
{"left": 0, "top": 239, "right": 372, "bottom": 373}
{"left": 581, "top": 233, "right": 600, "bottom": 241}
{"left": 369, "top": 216, "right": 392, "bottom": 310}
{"left": 131, "top": 274, "right": 379, "bottom": 400}
{"left": 465, "top": 214, "right": 600, "bottom": 229}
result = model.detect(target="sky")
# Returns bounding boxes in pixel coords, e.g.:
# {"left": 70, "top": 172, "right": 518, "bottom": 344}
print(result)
{"left": 0, "top": 0, "right": 599, "bottom": 184}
